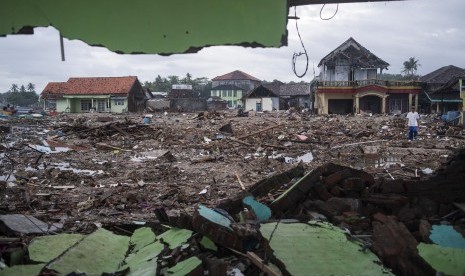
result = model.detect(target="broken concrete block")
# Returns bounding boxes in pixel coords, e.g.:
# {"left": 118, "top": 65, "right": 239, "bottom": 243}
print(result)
{"left": 0, "top": 214, "right": 61, "bottom": 235}
{"left": 242, "top": 196, "right": 271, "bottom": 222}
{"left": 192, "top": 205, "right": 244, "bottom": 251}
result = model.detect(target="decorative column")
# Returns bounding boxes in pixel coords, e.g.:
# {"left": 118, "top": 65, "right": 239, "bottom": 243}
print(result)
{"left": 408, "top": 93, "right": 413, "bottom": 110}
{"left": 355, "top": 94, "right": 360, "bottom": 114}
{"left": 414, "top": 94, "right": 419, "bottom": 111}
{"left": 381, "top": 96, "right": 387, "bottom": 114}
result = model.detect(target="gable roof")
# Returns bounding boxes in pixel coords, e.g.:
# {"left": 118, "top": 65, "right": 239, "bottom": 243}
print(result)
{"left": 419, "top": 65, "right": 465, "bottom": 84}
{"left": 41, "top": 76, "right": 140, "bottom": 98}
{"left": 212, "top": 70, "right": 261, "bottom": 82}
{"left": 246, "top": 85, "right": 279, "bottom": 98}
{"left": 318, "top": 37, "right": 389, "bottom": 69}
{"left": 279, "top": 83, "right": 311, "bottom": 96}
{"left": 263, "top": 82, "right": 310, "bottom": 96}
{"left": 211, "top": 84, "right": 244, "bottom": 91}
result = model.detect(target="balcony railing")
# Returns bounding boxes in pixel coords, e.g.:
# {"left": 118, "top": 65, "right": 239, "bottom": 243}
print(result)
{"left": 318, "top": 79, "right": 422, "bottom": 88}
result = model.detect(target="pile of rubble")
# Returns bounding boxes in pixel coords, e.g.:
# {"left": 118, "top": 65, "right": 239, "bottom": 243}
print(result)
{"left": 0, "top": 111, "right": 464, "bottom": 275}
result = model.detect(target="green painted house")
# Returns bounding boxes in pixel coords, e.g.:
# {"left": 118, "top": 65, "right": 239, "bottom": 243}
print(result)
{"left": 211, "top": 70, "right": 261, "bottom": 108}
{"left": 41, "top": 76, "right": 146, "bottom": 113}
{"left": 210, "top": 84, "right": 244, "bottom": 108}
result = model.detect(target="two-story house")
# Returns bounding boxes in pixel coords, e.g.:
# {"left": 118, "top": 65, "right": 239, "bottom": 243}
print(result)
{"left": 315, "top": 37, "right": 421, "bottom": 115}
{"left": 211, "top": 70, "right": 261, "bottom": 108}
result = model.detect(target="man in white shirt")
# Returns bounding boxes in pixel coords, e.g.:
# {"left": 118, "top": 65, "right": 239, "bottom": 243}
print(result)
{"left": 406, "top": 106, "right": 420, "bottom": 141}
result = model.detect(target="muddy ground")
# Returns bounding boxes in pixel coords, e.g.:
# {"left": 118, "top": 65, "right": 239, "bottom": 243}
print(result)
{"left": 1, "top": 110, "right": 464, "bottom": 233}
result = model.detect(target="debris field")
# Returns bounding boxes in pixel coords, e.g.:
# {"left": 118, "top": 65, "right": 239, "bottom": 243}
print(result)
{"left": 1, "top": 110, "right": 465, "bottom": 275}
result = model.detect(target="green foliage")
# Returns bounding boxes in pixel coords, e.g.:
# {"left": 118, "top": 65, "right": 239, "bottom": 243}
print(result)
{"left": 2, "top": 83, "right": 39, "bottom": 106}
{"left": 402, "top": 57, "right": 421, "bottom": 77}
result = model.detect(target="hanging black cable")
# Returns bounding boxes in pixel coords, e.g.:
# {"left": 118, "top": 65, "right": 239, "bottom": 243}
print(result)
{"left": 320, "top": 3, "right": 339, "bottom": 20}
{"left": 291, "top": 6, "right": 309, "bottom": 78}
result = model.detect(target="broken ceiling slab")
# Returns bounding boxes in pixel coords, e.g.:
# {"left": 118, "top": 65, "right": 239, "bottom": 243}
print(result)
{"left": 1, "top": 0, "right": 287, "bottom": 55}
{"left": 260, "top": 221, "right": 392, "bottom": 275}
{"left": 123, "top": 227, "right": 193, "bottom": 275}
{"left": 28, "top": 233, "right": 85, "bottom": 263}
{"left": 0, "top": 214, "right": 61, "bottom": 235}
{"left": 0, "top": 264, "right": 44, "bottom": 276}
{"left": 418, "top": 243, "right": 465, "bottom": 276}
{"left": 157, "top": 228, "right": 193, "bottom": 250}
{"left": 130, "top": 227, "right": 157, "bottom": 252}
{"left": 165, "top": 256, "right": 203, "bottom": 275}
{"left": 47, "top": 228, "right": 130, "bottom": 275}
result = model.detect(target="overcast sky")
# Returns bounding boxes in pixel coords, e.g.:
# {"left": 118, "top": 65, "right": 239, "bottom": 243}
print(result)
{"left": 0, "top": 0, "right": 463, "bottom": 94}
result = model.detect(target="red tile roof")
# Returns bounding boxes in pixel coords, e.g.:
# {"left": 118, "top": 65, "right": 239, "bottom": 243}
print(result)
{"left": 41, "top": 76, "right": 139, "bottom": 98}
{"left": 212, "top": 70, "right": 260, "bottom": 82}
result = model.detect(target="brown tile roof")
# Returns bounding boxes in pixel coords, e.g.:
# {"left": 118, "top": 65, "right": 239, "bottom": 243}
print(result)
{"left": 41, "top": 82, "right": 67, "bottom": 99}
{"left": 66, "top": 76, "right": 138, "bottom": 95}
{"left": 419, "top": 65, "right": 465, "bottom": 84}
{"left": 212, "top": 70, "right": 261, "bottom": 82}
{"left": 41, "top": 76, "right": 139, "bottom": 98}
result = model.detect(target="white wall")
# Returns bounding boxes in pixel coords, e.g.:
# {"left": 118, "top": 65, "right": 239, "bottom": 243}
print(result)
{"left": 245, "top": 97, "right": 279, "bottom": 111}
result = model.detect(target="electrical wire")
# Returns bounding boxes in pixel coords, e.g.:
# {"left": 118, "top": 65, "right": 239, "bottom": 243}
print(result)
{"left": 291, "top": 6, "right": 309, "bottom": 78}
{"left": 320, "top": 4, "right": 339, "bottom": 20}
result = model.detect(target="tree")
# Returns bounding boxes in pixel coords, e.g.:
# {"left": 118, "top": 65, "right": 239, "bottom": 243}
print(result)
{"left": 20, "top": 85, "right": 26, "bottom": 93}
{"left": 27, "top": 83, "right": 35, "bottom": 92}
{"left": 401, "top": 57, "right": 420, "bottom": 76}
{"left": 10, "top": 84, "right": 18, "bottom": 92}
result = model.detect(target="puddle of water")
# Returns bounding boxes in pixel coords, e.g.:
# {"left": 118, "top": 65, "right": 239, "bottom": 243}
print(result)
{"left": 26, "top": 162, "right": 103, "bottom": 176}
{"left": 297, "top": 152, "right": 314, "bottom": 163}
{"left": 354, "top": 155, "right": 403, "bottom": 169}
{"left": 0, "top": 174, "right": 16, "bottom": 182}
{"left": 29, "top": 144, "right": 71, "bottom": 154}
{"left": 131, "top": 150, "right": 170, "bottom": 162}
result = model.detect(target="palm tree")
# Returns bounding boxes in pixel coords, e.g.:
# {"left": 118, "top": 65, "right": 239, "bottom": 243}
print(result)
{"left": 20, "top": 85, "right": 26, "bottom": 93}
{"left": 27, "top": 83, "right": 35, "bottom": 92}
{"left": 401, "top": 57, "right": 421, "bottom": 76}
{"left": 10, "top": 83, "right": 19, "bottom": 92}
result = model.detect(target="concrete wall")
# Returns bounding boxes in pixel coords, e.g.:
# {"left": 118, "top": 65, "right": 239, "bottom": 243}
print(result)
{"left": 146, "top": 100, "right": 170, "bottom": 111}
{"left": 171, "top": 98, "right": 207, "bottom": 112}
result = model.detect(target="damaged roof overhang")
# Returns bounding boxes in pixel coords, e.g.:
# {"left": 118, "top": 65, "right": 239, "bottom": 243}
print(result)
{"left": 290, "top": 0, "right": 404, "bottom": 6}
{"left": 1, "top": 0, "right": 405, "bottom": 55}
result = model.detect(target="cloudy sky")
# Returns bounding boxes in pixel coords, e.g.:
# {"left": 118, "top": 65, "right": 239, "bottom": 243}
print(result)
{"left": 0, "top": 0, "right": 463, "bottom": 94}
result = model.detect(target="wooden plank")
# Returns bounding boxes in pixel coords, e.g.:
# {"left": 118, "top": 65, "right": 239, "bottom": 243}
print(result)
{"left": 246, "top": 251, "right": 282, "bottom": 276}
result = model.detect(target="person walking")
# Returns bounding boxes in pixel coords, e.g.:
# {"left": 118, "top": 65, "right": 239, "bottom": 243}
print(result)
{"left": 406, "top": 106, "right": 420, "bottom": 141}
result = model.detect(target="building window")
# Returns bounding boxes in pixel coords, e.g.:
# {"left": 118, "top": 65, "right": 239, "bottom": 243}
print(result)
{"left": 222, "top": 91, "right": 227, "bottom": 97}
{"left": 81, "top": 100, "right": 91, "bottom": 111}
{"left": 114, "top": 99, "right": 125, "bottom": 106}
{"left": 228, "top": 90, "right": 232, "bottom": 97}
{"left": 233, "top": 90, "right": 237, "bottom": 97}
